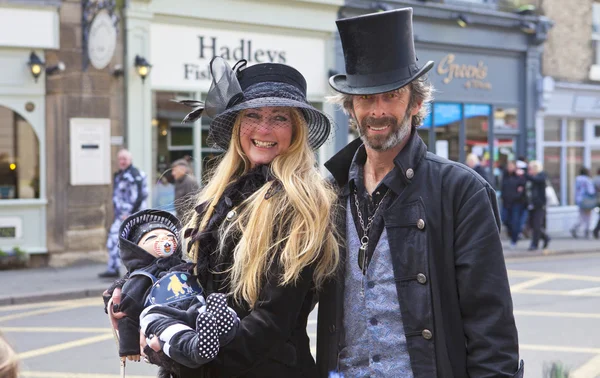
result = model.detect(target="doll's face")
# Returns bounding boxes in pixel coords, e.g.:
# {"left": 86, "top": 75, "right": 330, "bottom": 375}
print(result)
{"left": 137, "top": 229, "right": 178, "bottom": 258}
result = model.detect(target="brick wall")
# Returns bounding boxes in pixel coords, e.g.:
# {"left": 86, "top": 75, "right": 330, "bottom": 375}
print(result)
{"left": 45, "top": 0, "right": 125, "bottom": 266}
{"left": 539, "top": 0, "right": 594, "bottom": 82}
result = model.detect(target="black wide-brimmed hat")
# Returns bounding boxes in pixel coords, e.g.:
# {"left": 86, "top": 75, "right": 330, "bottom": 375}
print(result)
{"left": 330, "top": 7, "right": 434, "bottom": 95}
{"left": 178, "top": 57, "right": 332, "bottom": 151}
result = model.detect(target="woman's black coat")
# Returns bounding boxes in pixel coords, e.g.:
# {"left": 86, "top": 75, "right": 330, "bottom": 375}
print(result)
{"left": 177, "top": 167, "right": 319, "bottom": 378}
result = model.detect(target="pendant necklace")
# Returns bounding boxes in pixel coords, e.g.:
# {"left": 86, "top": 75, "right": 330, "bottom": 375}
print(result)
{"left": 353, "top": 187, "right": 389, "bottom": 297}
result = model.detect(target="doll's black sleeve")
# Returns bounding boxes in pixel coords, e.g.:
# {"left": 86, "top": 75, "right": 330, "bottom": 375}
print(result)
{"left": 117, "top": 275, "right": 153, "bottom": 357}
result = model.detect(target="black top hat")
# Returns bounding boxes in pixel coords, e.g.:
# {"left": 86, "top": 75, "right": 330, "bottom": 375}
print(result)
{"left": 330, "top": 8, "right": 434, "bottom": 95}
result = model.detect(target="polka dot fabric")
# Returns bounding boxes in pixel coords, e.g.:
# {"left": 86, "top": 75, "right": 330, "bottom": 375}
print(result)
{"left": 196, "top": 312, "right": 220, "bottom": 359}
{"left": 206, "top": 293, "right": 235, "bottom": 336}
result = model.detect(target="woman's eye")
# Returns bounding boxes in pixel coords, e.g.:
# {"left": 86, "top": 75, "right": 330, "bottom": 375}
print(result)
{"left": 274, "top": 115, "right": 288, "bottom": 122}
{"left": 245, "top": 112, "right": 260, "bottom": 119}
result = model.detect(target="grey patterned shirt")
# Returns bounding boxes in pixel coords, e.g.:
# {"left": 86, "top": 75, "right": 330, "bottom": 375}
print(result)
{"left": 339, "top": 198, "right": 414, "bottom": 378}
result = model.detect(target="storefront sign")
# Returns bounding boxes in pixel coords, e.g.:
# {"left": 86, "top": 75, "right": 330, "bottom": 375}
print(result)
{"left": 436, "top": 54, "right": 491, "bottom": 90}
{"left": 417, "top": 48, "right": 521, "bottom": 104}
{"left": 69, "top": 118, "right": 111, "bottom": 186}
{"left": 150, "top": 24, "right": 327, "bottom": 94}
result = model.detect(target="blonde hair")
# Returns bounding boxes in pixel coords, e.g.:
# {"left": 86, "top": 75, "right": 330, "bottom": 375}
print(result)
{"left": 0, "top": 333, "right": 19, "bottom": 378}
{"left": 184, "top": 109, "right": 339, "bottom": 308}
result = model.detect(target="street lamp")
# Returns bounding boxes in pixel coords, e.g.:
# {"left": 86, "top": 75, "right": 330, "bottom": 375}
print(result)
{"left": 456, "top": 14, "right": 470, "bottom": 28}
{"left": 135, "top": 55, "right": 152, "bottom": 83}
{"left": 28, "top": 52, "right": 45, "bottom": 82}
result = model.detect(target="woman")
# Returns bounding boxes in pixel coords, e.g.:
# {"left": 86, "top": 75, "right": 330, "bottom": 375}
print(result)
{"left": 108, "top": 57, "right": 339, "bottom": 378}
{"left": 570, "top": 167, "right": 596, "bottom": 239}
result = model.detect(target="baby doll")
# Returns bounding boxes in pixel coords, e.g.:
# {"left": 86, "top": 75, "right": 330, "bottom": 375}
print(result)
{"left": 111, "top": 209, "right": 238, "bottom": 373}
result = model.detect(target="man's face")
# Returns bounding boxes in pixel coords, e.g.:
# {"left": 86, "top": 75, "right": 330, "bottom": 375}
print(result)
{"left": 350, "top": 88, "right": 421, "bottom": 151}
{"left": 118, "top": 152, "right": 131, "bottom": 170}
{"left": 171, "top": 165, "right": 186, "bottom": 181}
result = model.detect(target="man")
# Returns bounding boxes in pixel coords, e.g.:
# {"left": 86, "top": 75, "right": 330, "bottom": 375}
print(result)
{"left": 99, "top": 149, "right": 148, "bottom": 278}
{"left": 525, "top": 160, "right": 550, "bottom": 250}
{"left": 317, "top": 8, "right": 522, "bottom": 378}
{"left": 171, "top": 158, "right": 199, "bottom": 219}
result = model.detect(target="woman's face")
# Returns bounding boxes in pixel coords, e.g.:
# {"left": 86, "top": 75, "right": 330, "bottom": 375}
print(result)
{"left": 239, "top": 107, "right": 294, "bottom": 167}
{"left": 137, "top": 228, "right": 177, "bottom": 258}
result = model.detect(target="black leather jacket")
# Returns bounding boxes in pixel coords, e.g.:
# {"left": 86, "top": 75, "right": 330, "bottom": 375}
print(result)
{"left": 317, "top": 131, "right": 523, "bottom": 378}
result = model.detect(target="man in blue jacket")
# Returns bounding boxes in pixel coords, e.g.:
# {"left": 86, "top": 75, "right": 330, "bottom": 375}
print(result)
{"left": 99, "top": 149, "right": 148, "bottom": 278}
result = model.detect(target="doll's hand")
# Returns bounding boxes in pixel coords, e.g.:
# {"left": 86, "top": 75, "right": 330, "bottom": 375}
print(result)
{"left": 204, "top": 293, "right": 239, "bottom": 344}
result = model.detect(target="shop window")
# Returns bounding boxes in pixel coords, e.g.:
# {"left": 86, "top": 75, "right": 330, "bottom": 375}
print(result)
{"left": 544, "top": 147, "right": 561, "bottom": 206}
{"left": 431, "top": 103, "right": 461, "bottom": 161}
{"left": 544, "top": 118, "right": 562, "bottom": 142}
{"left": 0, "top": 106, "right": 40, "bottom": 200}
{"left": 465, "top": 103, "right": 491, "bottom": 170}
{"left": 494, "top": 107, "right": 518, "bottom": 131}
{"left": 593, "top": 3, "right": 600, "bottom": 64}
{"left": 591, "top": 148, "right": 600, "bottom": 182}
{"left": 566, "top": 119, "right": 584, "bottom": 142}
{"left": 566, "top": 147, "right": 584, "bottom": 206}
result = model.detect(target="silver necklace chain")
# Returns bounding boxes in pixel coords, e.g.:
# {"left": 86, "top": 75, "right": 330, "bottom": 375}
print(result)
{"left": 353, "top": 189, "right": 389, "bottom": 258}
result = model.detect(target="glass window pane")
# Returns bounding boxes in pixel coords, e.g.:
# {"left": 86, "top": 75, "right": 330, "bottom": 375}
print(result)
{"left": 544, "top": 147, "right": 562, "bottom": 206}
{"left": 465, "top": 104, "right": 491, "bottom": 176}
{"left": 544, "top": 118, "right": 562, "bottom": 142}
{"left": 170, "top": 127, "right": 193, "bottom": 147}
{"left": 566, "top": 147, "right": 584, "bottom": 205}
{"left": 494, "top": 107, "right": 518, "bottom": 131}
{"left": 592, "top": 149, "right": 600, "bottom": 183}
{"left": 433, "top": 103, "right": 461, "bottom": 161}
{"left": 567, "top": 119, "right": 584, "bottom": 142}
{"left": 0, "top": 106, "right": 39, "bottom": 199}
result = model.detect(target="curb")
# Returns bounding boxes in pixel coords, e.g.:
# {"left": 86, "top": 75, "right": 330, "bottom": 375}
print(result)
{"left": 0, "top": 286, "right": 107, "bottom": 306}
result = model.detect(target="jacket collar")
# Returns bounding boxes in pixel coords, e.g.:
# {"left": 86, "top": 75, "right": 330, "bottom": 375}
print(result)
{"left": 325, "top": 129, "right": 427, "bottom": 194}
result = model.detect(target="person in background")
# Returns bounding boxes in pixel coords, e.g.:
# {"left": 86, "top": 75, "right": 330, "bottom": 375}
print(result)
{"left": 99, "top": 149, "right": 148, "bottom": 278}
{"left": 501, "top": 161, "right": 527, "bottom": 249}
{"left": 466, "top": 153, "right": 492, "bottom": 185}
{"left": 0, "top": 332, "right": 19, "bottom": 378}
{"left": 526, "top": 160, "right": 550, "bottom": 251}
{"left": 592, "top": 168, "right": 600, "bottom": 239}
{"left": 571, "top": 167, "right": 596, "bottom": 239}
{"left": 171, "top": 159, "right": 200, "bottom": 220}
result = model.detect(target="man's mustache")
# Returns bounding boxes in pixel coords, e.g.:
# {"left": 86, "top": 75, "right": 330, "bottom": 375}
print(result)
{"left": 361, "top": 116, "right": 398, "bottom": 128}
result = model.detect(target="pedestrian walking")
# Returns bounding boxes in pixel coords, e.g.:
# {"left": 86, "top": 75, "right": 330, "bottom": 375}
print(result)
{"left": 526, "top": 160, "right": 550, "bottom": 250}
{"left": 570, "top": 167, "right": 596, "bottom": 239}
{"left": 99, "top": 149, "right": 148, "bottom": 278}
{"left": 466, "top": 153, "right": 492, "bottom": 185}
{"left": 501, "top": 161, "right": 528, "bottom": 249}
{"left": 319, "top": 8, "right": 522, "bottom": 378}
{"left": 170, "top": 158, "right": 200, "bottom": 220}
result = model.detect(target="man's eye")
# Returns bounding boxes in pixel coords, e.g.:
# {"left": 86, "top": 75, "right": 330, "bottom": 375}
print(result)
{"left": 387, "top": 93, "right": 397, "bottom": 98}
{"left": 360, "top": 95, "right": 371, "bottom": 100}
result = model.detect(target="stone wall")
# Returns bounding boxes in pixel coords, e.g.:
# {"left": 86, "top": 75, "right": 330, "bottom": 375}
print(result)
{"left": 45, "top": 0, "right": 125, "bottom": 267}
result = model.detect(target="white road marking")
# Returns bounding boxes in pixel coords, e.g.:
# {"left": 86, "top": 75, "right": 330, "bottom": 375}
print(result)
{"left": 514, "top": 310, "right": 600, "bottom": 319}
{"left": 18, "top": 334, "right": 114, "bottom": 360}
{"left": 508, "top": 270, "right": 600, "bottom": 283}
{"left": 520, "top": 344, "right": 600, "bottom": 354}
{"left": 510, "top": 276, "right": 555, "bottom": 292}
{"left": 568, "top": 286, "right": 600, "bottom": 295}
{"left": 570, "top": 354, "right": 600, "bottom": 378}
{"left": 513, "top": 289, "right": 600, "bottom": 297}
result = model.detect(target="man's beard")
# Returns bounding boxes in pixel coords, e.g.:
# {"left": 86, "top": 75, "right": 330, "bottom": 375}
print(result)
{"left": 356, "top": 111, "right": 412, "bottom": 151}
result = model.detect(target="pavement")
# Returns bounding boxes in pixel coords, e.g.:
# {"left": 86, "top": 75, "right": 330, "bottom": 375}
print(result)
{"left": 0, "top": 233, "right": 598, "bottom": 306}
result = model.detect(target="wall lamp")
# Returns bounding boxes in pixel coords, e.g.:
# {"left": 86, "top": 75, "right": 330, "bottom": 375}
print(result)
{"left": 456, "top": 14, "right": 470, "bottom": 28}
{"left": 28, "top": 52, "right": 45, "bottom": 82}
{"left": 46, "top": 61, "right": 66, "bottom": 76}
{"left": 135, "top": 55, "right": 152, "bottom": 83}
{"left": 520, "top": 21, "right": 537, "bottom": 34}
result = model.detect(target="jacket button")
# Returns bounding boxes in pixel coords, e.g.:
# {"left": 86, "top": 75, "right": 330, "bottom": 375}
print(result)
{"left": 367, "top": 281, "right": 375, "bottom": 289}
{"left": 329, "top": 324, "right": 336, "bottom": 333}
{"left": 226, "top": 210, "right": 237, "bottom": 221}
{"left": 370, "top": 317, "right": 378, "bottom": 326}
{"left": 417, "top": 273, "right": 427, "bottom": 284}
{"left": 406, "top": 168, "right": 414, "bottom": 179}
{"left": 417, "top": 219, "right": 425, "bottom": 229}
{"left": 422, "top": 329, "right": 433, "bottom": 340}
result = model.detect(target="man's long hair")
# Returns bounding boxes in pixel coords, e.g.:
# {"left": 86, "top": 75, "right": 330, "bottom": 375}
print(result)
{"left": 184, "top": 109, "right": 339, "bottom": 308}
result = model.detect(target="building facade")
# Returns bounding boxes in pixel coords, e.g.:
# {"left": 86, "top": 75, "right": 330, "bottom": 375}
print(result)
{"left": 124, "top": 0, "right": 343, "bottom": 209}
{"left": 338, "top": 0, "right": 550, "bottom": 191}
{"left": 535, "top": 0, "right": 600, "bottom": 234}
